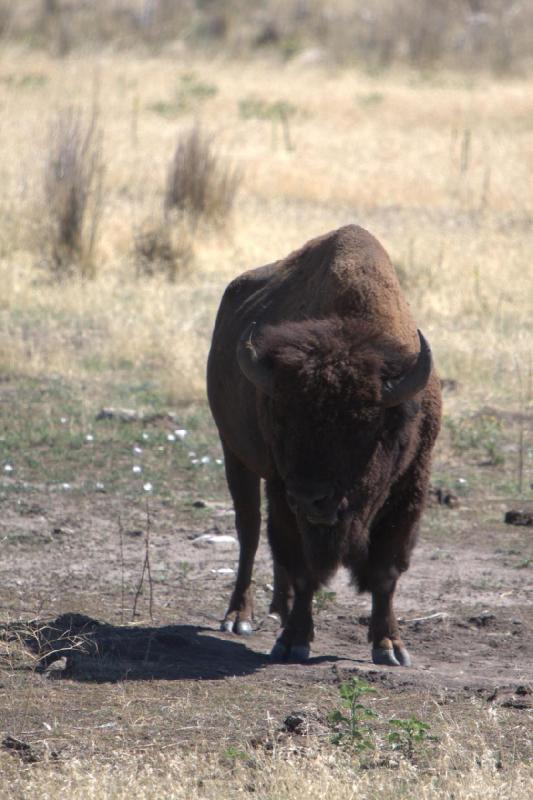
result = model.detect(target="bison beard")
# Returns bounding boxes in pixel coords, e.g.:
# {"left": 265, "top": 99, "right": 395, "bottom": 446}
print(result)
{"left": 206, "top": 224, "right": 441, "bottom": 666}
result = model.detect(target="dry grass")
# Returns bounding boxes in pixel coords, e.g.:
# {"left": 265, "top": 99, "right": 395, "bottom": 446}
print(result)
{"left": 133, "top": 217, "right": 194, "bottom": 281}
{"left": 0, "top": 754, "right": 530, "bottom": 800}
{"left": 1, "top": 621, "right": 531, "bottom": 797}
{"left": 0, "top": 719, "right": 531, "bottom": 800}
{"left": 0, "top": 35, "right": 531, "bottom": 798}
{"left": 164, "top": 125, "right": 241, "bottom": 225}
{"left": 41, "top": 105, "right": 104, "bottom": 277}
{"left": 0, "top": 48, "right": 531, "bottom": 410}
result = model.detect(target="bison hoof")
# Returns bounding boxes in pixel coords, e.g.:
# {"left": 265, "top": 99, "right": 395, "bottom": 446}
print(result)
{"left": 270, "top": 640, "right": 310, "bottom": 663}
{"left": 372, "top": 645, "right": 411, "bottom": 667}
{"left": 221, "top": 618, "right": 253, "bottom": 636}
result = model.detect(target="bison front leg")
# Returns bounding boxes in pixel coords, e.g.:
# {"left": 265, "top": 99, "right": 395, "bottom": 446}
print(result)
{"left": 270, "top": 580, "right": 315, "bottom": 662}
{"left": 220, "top": 444, "right": 261, "bottom": 636}
{"left": 355, "top": 460, "right": 430, "bottom": 666}
{"left": 269, "top": 560, "right": 294, "bottom": 626}
{"left": 369, "top": 574, "right": 411, "bottom": 667}
{"left": 266, "top": 480, "right": 316, "bottom": 662}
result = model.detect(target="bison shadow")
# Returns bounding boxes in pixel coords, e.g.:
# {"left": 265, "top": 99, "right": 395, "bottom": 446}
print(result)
{"left": 2, "top": 613, "right": 338, "bottom": 683}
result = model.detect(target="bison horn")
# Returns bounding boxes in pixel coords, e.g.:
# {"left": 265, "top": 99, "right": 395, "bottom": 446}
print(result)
{"left": 382, "top": 329, "right": 432, "bottom": 408}
{"left": 237, "top": 322, "right": 275, "bottom": 396}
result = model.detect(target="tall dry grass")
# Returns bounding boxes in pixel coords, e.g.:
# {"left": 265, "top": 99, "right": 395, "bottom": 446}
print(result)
{"left": 165, "top": 125, "right": 241, "bottom": 225}
{"left": 42, "top": 105, "right": 104, "bottom": 277}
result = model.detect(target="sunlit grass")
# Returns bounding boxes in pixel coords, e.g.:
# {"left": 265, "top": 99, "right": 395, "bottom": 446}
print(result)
{"left": 0, "top": 49, "right": 531, "bottom": 413}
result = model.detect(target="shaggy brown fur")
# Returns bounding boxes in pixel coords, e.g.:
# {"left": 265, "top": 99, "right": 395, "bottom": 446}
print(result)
{"left": 207, "top": 224, "right": 441, "bottom": 666}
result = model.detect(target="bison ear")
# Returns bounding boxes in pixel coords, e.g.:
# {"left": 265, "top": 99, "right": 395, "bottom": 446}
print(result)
{"left": 237, "top": 322, "right": 275, "bottom": 396}
{"left": 382, "top": 330, "right": 432, "bottom": 408}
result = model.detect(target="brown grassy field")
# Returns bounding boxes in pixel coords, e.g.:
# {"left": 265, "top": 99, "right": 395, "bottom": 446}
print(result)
{"left": 0, "top": 24, "right": 532, "bottom": 800}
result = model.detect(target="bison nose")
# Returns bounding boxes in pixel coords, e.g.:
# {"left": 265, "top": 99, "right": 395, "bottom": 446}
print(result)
{"left": 286, "top": 486, "right": 331, "bottom": 508}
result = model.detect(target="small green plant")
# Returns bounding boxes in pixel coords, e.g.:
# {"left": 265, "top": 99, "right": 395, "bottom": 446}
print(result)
{"left": 239, "top": 95, "right": 298, "bottom": 150}
{"left": 177, "top": 561, "right": 192, "bottom": 579}
{"left": 387, "top": 716, "right": 432, "bottom": 760}
{"left": 149, "top": 73, "right": 218, "bottom": 117}
{"left": 313, "top": 589, "right": 336, "bottom": 614}
{"left": 178, "top": 73, "right": 218, "bottom": 107}
{"left": 221, "top": 746, "right": 246, "bottom": 762}
{"left": 445, "top": 413, "right": 505, "bottom": 466}
{"left": 357, "top": 92, "right": 385, "bottom": 107}
{"left": 328, "top": 678, "right": 377, "bottom": 751}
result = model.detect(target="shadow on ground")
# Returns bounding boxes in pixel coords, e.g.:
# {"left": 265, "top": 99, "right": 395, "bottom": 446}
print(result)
{"left": 1, "top": 613, "right": 273, "bottom": 682}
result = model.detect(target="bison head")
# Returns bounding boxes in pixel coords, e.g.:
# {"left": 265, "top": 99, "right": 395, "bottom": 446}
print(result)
{"left": 238, "top": 318, "right": 432, "bottom": 529}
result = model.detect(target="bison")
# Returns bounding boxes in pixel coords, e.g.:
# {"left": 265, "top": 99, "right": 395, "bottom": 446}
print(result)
{"left": 207, "top": 225, "right": 441, "bottom": 666}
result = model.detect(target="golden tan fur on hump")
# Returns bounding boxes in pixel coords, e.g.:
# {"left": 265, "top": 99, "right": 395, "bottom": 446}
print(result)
{"left": 272, "top": 225, "right": 418, "bottom": 351}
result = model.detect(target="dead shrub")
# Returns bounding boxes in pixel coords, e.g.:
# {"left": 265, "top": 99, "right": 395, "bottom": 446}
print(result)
{"left": 164, "top": 125, "right": 241, "bottom": 226}
{"left": 43, "top": 106, "right": 105, "bottom": 278}
{"left": 133, "top": 218, "right": 193, "bottom": 282}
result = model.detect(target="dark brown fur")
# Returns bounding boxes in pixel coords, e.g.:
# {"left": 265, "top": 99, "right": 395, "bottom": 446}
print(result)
{"left": 207, "top": 225, "right": 441, "bottom": 665}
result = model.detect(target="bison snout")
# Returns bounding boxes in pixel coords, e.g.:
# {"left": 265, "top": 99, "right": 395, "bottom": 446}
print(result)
{"left": 286, "top": 483, "right": 340, "bottom": 527}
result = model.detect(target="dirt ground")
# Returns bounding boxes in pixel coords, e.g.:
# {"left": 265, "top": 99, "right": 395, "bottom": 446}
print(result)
{"left": 0, "top": 394, "right": 532, "bottom": 779}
